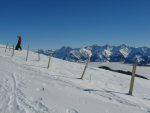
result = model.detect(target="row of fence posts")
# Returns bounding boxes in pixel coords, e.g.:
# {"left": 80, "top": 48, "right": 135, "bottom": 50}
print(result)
{"left": 4, "top": 43, "right": 50, "bottom": 67}
{"left": 4, "top": 43, "right": 30, "bottom": 61}
{"left": 3, "top": 43, "right": 137, "bottom": 96}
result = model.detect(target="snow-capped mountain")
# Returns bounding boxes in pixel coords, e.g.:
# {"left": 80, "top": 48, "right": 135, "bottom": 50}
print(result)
{"left": 88, "top": 44, "right": 132, "bottom": 62}
{"left": 125, "top": 47, "right": 150, "bottom": 65}
{"left": 39, "top": 44, "right": 150, "bottom": 65}
{"left": 52, "top": 47, "right": 91, "bottom": 62}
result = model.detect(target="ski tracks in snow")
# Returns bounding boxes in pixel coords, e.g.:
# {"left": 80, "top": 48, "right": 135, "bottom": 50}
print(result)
{"left": 12, "top": 73, "right": 52, "bottom": 113}
{"left": 0, "top": 72, "right": 52, "bottom": 113}
{"left": 0, "top": 58, "right": 79, "bottom": 113}
{"left": 0, "top": 71, "right": 26, "bottom": 113}
{"left": 14, "top": 72, "right": 79, "bottom": 113}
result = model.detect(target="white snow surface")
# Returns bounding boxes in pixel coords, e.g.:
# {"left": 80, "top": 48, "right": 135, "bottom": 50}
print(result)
{"left": 0, "top": 44, "right": 150, "bottom": 113}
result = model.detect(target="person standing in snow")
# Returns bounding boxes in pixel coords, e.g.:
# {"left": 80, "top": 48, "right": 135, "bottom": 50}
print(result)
{"left": 15, "top": 35, "right": 22, "bottom": 50}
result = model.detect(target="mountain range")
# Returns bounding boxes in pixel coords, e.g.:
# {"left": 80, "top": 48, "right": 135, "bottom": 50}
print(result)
{"left": 38, "top": 44, "right": 150, "bottom": 65}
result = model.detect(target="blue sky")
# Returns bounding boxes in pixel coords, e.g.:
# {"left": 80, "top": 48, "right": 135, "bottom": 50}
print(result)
{"left": 0, "top": 0, "right": 150, "bottom": 50}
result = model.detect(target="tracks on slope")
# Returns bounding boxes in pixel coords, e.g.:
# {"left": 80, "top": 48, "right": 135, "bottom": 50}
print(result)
{"left": 0, "top": 71, "right": 26, "bottom": 113}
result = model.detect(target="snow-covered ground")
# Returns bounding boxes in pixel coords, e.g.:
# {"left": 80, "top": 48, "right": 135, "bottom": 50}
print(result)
{"left": 0, "top": 44, "right": 150, "bottom": 113}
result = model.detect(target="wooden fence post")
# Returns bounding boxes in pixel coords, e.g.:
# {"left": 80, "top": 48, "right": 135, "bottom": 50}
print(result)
{"left": 129, "top": 64, "right": 137, "bottom": 95}
{"left": 80, "top": 57, "right": 90, "bottom": 80}
{"left": 9, "top": 46, "right": 11, "bottom": 51}
{"left": 5, "top": 43, "right": 8, "bottom": 53}
{"left": 38, "top": 49, "right": 40, "bottom": 61}
{"left": 12, "top": 45, "right": 15, "bottom": 57}
{"left": 26, "top": 45, "right": 29, "bottom": 61}
{"left": 47, "top": 53, "right": 52, "bottom": 69}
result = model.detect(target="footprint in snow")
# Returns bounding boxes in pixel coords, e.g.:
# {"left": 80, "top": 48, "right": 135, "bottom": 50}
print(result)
{"left": 66, "top": 109, "right": 78, "bottom": 113}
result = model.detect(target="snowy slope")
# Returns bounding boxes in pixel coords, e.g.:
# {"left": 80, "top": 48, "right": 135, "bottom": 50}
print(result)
{"left": 0, "top": 44, "right": 150, "bottom": 113}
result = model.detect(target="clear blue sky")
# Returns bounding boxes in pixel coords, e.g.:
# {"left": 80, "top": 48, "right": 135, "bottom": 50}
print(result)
{"left": 0, "top": 0, "right": 150, "bottom": 50}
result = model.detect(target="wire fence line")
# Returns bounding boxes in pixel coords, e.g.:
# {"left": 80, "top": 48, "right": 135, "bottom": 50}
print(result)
{"left": 0, "top": 43, "right": 139, "bottom": 96}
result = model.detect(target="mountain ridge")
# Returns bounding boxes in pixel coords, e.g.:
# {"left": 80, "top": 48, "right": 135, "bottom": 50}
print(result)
{"left": 38, "top": 44, "right": 150, "bottom": 65}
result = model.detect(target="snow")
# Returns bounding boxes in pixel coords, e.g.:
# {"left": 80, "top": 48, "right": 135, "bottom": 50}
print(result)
{"left": 0, "top": 44, "right": 150, "bottom": 113}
